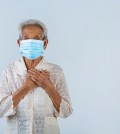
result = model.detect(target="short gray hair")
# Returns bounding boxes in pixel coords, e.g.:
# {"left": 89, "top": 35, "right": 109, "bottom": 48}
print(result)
{"left": 18, "top": 19, "right": 48, "bottom": 40}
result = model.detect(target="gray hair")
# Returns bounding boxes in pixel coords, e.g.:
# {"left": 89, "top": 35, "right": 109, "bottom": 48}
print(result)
{"left": 18, "top": 19, "right": 48, "bottom": 40}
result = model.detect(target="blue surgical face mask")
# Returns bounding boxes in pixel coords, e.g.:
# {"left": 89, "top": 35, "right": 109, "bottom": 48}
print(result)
{"left": 20, "top": 39, "right": 44, "bottom": 60}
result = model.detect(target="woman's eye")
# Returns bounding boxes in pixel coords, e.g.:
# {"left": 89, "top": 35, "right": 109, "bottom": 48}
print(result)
{"left": 23, "top": 36, "right": 29, "bottom": 40}
{"left": 25, "top": 37, "right": 29, "bottom": 40}
{"left": 34, "top": 36, "right": 40, "bottom": 40}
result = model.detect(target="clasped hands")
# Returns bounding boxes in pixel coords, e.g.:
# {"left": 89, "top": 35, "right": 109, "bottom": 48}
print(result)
{"left": 24, "top": 69, "right": 54, "bottom": 91}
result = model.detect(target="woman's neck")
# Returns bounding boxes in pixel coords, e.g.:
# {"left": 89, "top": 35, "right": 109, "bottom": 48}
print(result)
{"left": 24, "top": 56, "right": 43, "bottom": 70}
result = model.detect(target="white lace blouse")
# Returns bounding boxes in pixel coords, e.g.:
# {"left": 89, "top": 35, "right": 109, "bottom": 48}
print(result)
{"left": 0, "top": 57, "right": 73, "bottom": 134}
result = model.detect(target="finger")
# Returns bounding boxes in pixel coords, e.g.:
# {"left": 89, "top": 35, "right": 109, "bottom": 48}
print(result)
{"left": 39, "top": 75, "right": 51, "bottom": 85}
{"left": 29, "top": 73, "right": 44, "bottom": 84}
{"left": 29, "top": 73, "right": 39, "bottom": 81}
{"left": 42, "top": 70, "right": 49, "bottom": 73}
{"left": 28, "top": 70, "right": 36, "bottom": 76}
{"left": 40, "top": 74, "right": 49, "bottom": 82}
{"left": 41, "top": 70, "right": 50, "bottom": 75}
{"left": 30, "top": 76, "right": 43, "bottom": 87}
{"left": 40, "top": 71, "right": 50, "bottom": 78}
{"left": 30, "top": 70, "right": 49, "bottom": 82}
{"left": 30, "top": 76, "right": 36, "bottom": 83}
{"left": 39, "top": 74, "right": 50, "bottom": 82}
{"left": 29, "top": 70, "right": 40, "bottom": 78}
{"left": 30, "top": 77, "right": 40, "bottom": 87}
{"left": 32, "top": 69, "right": 43, "bottom": 77}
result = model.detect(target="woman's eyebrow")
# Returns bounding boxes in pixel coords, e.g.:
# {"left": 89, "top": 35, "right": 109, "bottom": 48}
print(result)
{"left": 23, "top": 35, "right": 29, "bottom": 37}
{"left": 34, "top": 35, "right": 40, "bottom": 36}
{"left": 36, "top": 32, "right": 42, "bottom": 35}
{"left": 34, "top": 34, "right": 42, "bottom": 38}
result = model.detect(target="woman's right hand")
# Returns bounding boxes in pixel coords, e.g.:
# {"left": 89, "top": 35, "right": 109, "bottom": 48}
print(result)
{"left": 23, "top": 74, "right": 38, "bottom": 90}
{"left": 12, "top": 74, "right": 38, "bottom": 108}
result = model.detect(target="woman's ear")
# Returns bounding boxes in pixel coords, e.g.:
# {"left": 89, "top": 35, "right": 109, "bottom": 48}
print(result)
{"left": 43, "top": 39, "right": 48, "bottom": 50}
{"left": 17, "top": 39, "right": 20, "bottom": 47}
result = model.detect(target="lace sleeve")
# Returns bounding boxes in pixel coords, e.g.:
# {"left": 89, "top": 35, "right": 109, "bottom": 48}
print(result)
{"left": 54, "top": 69, "right": 73, "bottom": 118}
{"left": 0, "top": 69, "right": 16, "bottom": 118}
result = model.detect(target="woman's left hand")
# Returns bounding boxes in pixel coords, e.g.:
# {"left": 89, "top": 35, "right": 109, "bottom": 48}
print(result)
{"left": 28, "top": 69, "right": 55, "bottom": 90}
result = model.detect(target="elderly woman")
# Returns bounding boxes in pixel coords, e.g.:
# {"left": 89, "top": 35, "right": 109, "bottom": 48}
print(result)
{"left": 0, "top": 19, "right": 73, "bottom": 134}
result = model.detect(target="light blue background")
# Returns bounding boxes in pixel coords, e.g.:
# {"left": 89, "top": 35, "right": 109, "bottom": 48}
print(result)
{"left": 0, "top": 0, "right": 120, "bottom": 134}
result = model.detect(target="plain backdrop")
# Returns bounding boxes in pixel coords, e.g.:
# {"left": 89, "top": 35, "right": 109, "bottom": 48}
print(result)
{"left": 0, "top": 0, "right": 120, "bottom": 134}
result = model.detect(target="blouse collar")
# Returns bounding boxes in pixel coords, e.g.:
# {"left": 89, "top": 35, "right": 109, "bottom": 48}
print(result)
{"left": 15, "top": 56, "right": 47, "bottom": 77}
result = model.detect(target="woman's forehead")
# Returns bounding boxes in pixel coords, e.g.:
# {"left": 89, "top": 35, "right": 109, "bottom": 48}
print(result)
{"left": 22, "top": 25, "right": 43, "bottom": 35}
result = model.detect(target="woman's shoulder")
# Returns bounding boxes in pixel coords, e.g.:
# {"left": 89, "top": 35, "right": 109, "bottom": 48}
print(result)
{"left": 2, "top": 58, "right": 22, "bottom": 75}
{"left": 46, "top": 61, "right": 64, "bottom": 74}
